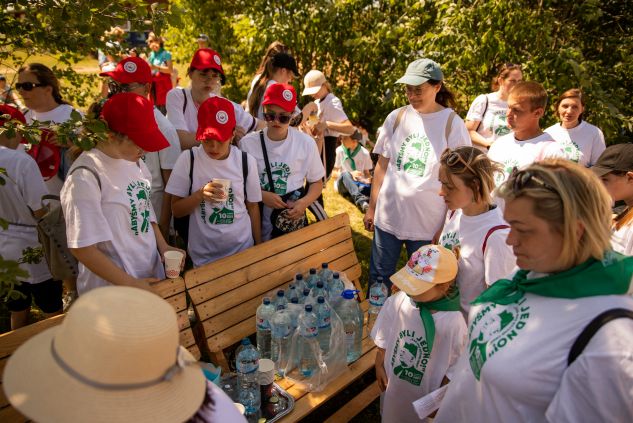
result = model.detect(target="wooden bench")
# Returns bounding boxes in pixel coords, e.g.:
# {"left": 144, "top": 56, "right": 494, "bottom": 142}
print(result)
{"left": 185, "top": 213, "right": 380, "bottom": 422}
{"left": 0, "top": 276, "right": 199, "bottom": 422}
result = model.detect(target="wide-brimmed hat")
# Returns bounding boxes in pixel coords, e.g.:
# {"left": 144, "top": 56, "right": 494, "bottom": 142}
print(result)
{"left": 302, "top": 69, "right": 326, "bottom": 96}
{"left": 396, "top": 58, "right": 443, "bottom": 86}
{"left": 3, "top": 286, "right": 206, "bottom": 423}
{"left": 197, "top": 96, "right": 236, "bottom": 143}
{"left": 390, "top": 245, "right": 457, "bottom": 296}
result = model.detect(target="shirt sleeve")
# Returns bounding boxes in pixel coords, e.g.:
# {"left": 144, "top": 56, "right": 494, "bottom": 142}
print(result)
{"left": 245, "top": 153, "right": 263, "bottom": 203}
{"left": 483, "top": 228, "right": 517, "bottom": 286}
{"left": 233, "top": 102, "right": 257, "bottom": 133}
{"left": 61, "top": 168, "right": 113, "bottom": 248}
{"left": 323, "top": 96, "right": 349, "bottom": 123}
{"left": 157, "top": 116, "right": 181, "bottom": 170}
{"left": 465, "top": 94, "right": 487, "bottom": 122}
{"left": 305, "top": 137, "right": 326, "bottom": 183}
{"left": 545, "top": 318, "right": 633, "bottom": 423}
{"left": 17, "top": 155, "right": 49, "bottom": 211}
{"left": 541, "top": 142, "right": 567, "bottom": 160}
{"left": 371, "top": 294, "right": 397, "bottom": 348}
{"left": 589, "top": 127, "right": 606, "bottom": 167}
{"left": 166, "top": 89, "right": 188, "bottom": 132}
{"left": 164, "top": 151, "right": 192, "bottom": 198}
{"left": 334, "top": 147, "right": 343, "bottom": 169}
{"left": 447, "top": 114, "right": 472, "bottom": 149}
{"left": 373, "top": 109, "right": 400, "bottom": 158}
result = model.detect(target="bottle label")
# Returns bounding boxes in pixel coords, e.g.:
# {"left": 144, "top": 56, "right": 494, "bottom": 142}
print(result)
{"left": 257, "top": 317, "right": 270, "bottom": 330}
{"left": 303, "top": 325, "right": 318, "bottom": 337}
{"left": 237, "top": 357, "right": 258, "bottom": 374}
{"left": 369, "top": 293, "right": 385, "bottom": 307}
{"left": 318, "top": 315, "right": 331, "bottom": 329}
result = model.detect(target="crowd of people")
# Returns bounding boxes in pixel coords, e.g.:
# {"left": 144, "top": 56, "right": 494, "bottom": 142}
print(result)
{"left": 1, "top": 32, "right": 632, "bottom": 422}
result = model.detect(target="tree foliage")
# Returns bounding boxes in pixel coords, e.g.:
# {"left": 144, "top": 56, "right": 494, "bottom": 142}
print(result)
{"left": 168, "top": 0, "right": 632, "bottom": 141}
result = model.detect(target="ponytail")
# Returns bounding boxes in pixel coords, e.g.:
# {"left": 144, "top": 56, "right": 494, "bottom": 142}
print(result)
{"left": 428, "top": 80, "right": 456, "bottom": 109}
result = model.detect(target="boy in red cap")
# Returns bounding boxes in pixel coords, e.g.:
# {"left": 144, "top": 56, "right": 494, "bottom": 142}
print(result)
{"left": 165, "top": 49, "right": 264, "bottom": 150}
{"left": 240, "top": 83, "right": 326, "bottom": 241}
{"left": 166, "top": 96, "right": 262, "bottom": 265}
{"left": 100, "top": 56, "right": 182, "bottom": 239}
{"left": 0, "top": 104, "right": 62, "bottom": 328}
{"left": 61, "top": 93, "right": 184, "bottom": 295}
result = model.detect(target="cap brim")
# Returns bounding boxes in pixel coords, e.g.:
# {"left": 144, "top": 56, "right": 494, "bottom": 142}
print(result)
{"left": 390, "top": 267, "right": 437, "bottom": 296}
{"left": 128, "top": 126, "right": 170, "bottom": 153}
{"left": 99, "top": 70, "right": 116, "bottom": 78}
{"left": 302, "top": 85, "right": 322, "bottom": 96}
{"left": 395, "top": 75, "right": 429, "bottom": 86}
{"left": 262, "top": 100, "right": 295, "bottom": 113}
{"left": 197, "top": 127, "right": 232, "bottom": 143}
{"left": 590, "top": 165, "right": 613, "bottom": 177}
{"left": 3, "top": 329, "right": 206, "bottom": 423}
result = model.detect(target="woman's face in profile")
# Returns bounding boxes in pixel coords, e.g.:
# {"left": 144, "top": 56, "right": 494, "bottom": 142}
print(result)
{"left": 504, "top": 196, "right": 565, "bottom": 273}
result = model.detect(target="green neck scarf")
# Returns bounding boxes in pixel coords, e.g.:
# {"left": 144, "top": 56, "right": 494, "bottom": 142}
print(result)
{"left": 413, "top": 288, "right": 461, "bottom": 356}
{"left": 342, "top": 144, "right": 361, "bottom": 171}
{"left": 472, "top": 252, "right": 633, "bottom": 306}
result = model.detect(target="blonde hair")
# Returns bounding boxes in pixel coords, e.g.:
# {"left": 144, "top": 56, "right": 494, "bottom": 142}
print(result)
{"left": 497, "top": 159, "right": 612, "bottom": 269}
{"left": 509, "top": 81, "right": 548, "bottom": 111}
{"left": 440, "top": 146, "right": 502, "bottom": 204}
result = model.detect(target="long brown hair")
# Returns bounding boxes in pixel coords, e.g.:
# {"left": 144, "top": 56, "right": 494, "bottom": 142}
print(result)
{"left": 248, "top": 52, "right": 296, "bottom": 117}
{"left": 18, "top": 63, "right": 67, "bottom": 105}
{"left": 427, "top": 79, "right": 456, "bottom": 109}
{"left": 440, "top": 146, "right": 502, "bottom": 204}
{"left": 256, "top": 41, "right": 289, "bottom": 74}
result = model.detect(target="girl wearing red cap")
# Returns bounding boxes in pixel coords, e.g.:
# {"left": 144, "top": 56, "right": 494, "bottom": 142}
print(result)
{"left": 0, "top": 105, "right": 62, "bottom": 329}
{"left": 166, "top": 97, "right": 262, "bottom": 266}
{"left": 61, "top": 93, "right": 184, "bottom": 295}
{"left": 240, "top": 83, "right": 326, "bottom": 241}
{"left": 166, "top": 49, "right": 262, "bottom": 150}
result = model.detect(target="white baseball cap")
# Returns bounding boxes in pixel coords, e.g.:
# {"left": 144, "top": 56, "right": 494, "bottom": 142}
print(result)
{"left": 302, "top": 69, "right": 327, "bottom": 96}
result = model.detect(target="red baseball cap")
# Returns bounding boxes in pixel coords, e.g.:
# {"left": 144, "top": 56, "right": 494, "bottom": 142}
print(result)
{"left": 101, "top": 93, "right": 169, "bottom": 152}
{"left": 99, "top": 57, "right": 152, "bottom": 85}
{"left": 190, "top": 48, "right": 224, "bottom": 74}
{"left": 196, "top": 97, "right": 236, "bottom": 143}
{"left": 262, "top": 83, "right": 297, "bottom": 113}
{"left": 0, "top": 104, "right": 26, "bottom": 124}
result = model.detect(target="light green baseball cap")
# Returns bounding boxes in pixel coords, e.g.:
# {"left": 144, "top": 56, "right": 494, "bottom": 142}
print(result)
{"left": 396, "top": 58, "right": 444, "bottom": 86}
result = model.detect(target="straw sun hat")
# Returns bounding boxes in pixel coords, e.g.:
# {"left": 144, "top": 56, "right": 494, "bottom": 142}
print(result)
{"left": 3, "top": 286, "right": 206, "bottom": 423}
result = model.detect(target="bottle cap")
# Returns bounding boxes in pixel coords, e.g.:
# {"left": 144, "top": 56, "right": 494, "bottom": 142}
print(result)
{"left": 291, "top": 298, "right": 299, "bottom": 304}
{"left": 263, "top": 297, "right": 270, "bottom": 305}
{"left": 241, "top": 338, "right": 251, "bottom": 345}
{"left": 333, "top": 272, "right": 339, "bottom": 279}
{"left": 295, "top": 273, "right": 303, "bottom": 280}
{"left": 341, "top": 289, "right": 359, "bottom": 300}
{"left": 276, "top": 305, "right": 285, "bottom": 311}
{"left": 321, "top": 263, "right": 328, "bottom": 269}
{"left": 305, "top": 304, "right": 313, "bottom": 312}
{"left": 309, "top": 268, "right": 317, "bottom": 274}
{"left": 317, "top": 281, "right": 324, "bottom": 288}
{"left": 317, "top": 296, "right": 325, "bottom": 304}
{"left": 303, "top": 288, "right": 310, "bottom": 296}
{"left": 277, "top": 290, "right": 284, "bottom": 297}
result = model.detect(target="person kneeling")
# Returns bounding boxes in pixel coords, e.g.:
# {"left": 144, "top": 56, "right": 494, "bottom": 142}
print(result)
{"left": 332, "top": 129, "right": 373, "bottom": 212}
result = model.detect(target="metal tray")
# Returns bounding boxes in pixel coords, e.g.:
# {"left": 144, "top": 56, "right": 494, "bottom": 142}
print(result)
{"left": 219, "top": 374, "right": 294, "bottom": 422}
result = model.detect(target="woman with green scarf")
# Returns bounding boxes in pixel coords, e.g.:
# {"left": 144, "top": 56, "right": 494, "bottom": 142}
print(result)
{"left": 435, "top": 159, "right": 633, "bottom": 423}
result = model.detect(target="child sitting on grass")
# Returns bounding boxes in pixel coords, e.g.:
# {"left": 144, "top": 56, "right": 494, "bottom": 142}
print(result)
{"left": 331, "top": 129, "right": 373, "bottom": 212}
{"left": 371, "top": 245, "right": 467, "bottom": 422}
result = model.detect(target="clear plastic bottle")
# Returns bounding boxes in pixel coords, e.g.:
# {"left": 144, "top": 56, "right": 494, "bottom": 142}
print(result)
{"left": 298, "top": 304, "right": 319, "bottom": 377}
{"left": 274, "top": 289, "right": 288, "bottom": 310}
{"left": 236, "top": 338, "right": 261, "bottom": 418}
{"left": 367, "top": 276, "right": 388, "bottom": 333}
{"left": 338, "top": 289, "right": 364, "bottom": 363}
{"left": 318, "top": 262, "right": 334, "bottom": 287}
{"left": 301, "top": 287, "right": 312, "bottom": 305}
{"left": 328, "top": 272, "right": 345, "bottom": 311}
{"left": 315, "top": 296, "right": 332, "bottom": 354}
{"left": 287, "top": 284, "right": 300, "bottom": 304}
{"left": 306, "top": 268, "right": 320, "bottom": 290}
{"left": 293, "top": 273, "right": 307, "bottom": 294}
{"left": 311, "top": 280, "right": 329, "bottom": 302}
{"left": 270, "top": 305, "right": 292, "bottom": 376}
{"left": 288, "top": 297, "right": 301, "bottom": 333}
{"left": 256, "top": 297, "right": 275, "bottom": 359}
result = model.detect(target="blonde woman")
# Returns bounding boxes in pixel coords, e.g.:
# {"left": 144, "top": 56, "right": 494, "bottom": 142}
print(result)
{"left": 438, "top": 146, "right": 516, "bottom": 315}
{"left": 436, "top": 159, "right": 633, "bottom": 422}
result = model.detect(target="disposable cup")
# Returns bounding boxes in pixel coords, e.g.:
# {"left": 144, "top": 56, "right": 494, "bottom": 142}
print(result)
{"left": 213, "top": 178, "right": 231, "bottom": 200}
{"left": 164, "top": 250, "right": 184, "bottom": 278}
{"left": 258, "top": 358, "right": 275, "bottom": 385}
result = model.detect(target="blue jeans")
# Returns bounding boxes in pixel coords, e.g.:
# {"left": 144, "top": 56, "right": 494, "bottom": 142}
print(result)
{"left": 337, "top": 172, "right": 370, "bottom": 205}
{"left": 369, "top": 225, "right": 430, "bottom": 291}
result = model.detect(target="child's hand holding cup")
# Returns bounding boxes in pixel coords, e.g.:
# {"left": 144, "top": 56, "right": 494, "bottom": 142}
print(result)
{"left": 202, "top": 179, "right": 231, "bottom": 203}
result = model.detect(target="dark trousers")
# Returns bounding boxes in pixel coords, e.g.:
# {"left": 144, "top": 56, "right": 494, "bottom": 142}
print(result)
{"left": 337, "top": 172, "right": 370, "bottom": 205}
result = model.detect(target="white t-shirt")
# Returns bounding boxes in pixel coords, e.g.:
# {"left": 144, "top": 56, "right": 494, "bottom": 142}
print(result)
{"left": 316, "top": 93, "right": 349, "bottom": 137}
{"left": 488, "top": 132, "right": 565, "bottom": 187}
{"left": 142, "top": 108, "right": 181, "bottom": 220}
{"left": 239, "top": 128, "right": 325, "bottom": 240}
{"left": 371, "top": 291, "right": 467, "bottom": 423}
{"left": 165, "top": 145, "right": 262, "bottom": 266}
{"left": 25, "top": 104, "right": 76, "bottom": 195}
{"left": 333, "top": 144, "right": 372, "bottom": 193}
{"left": 466, "top": 92, "right": 511, "bottom": 144}
{"left": 373, "top": 106, "right": 471, "bottom": 240}
{"left": 61, "top": 149, "right": 164, "bottom": 295}
{"left": 166, "top": 87, "right": 257, "bottom": 134}
{"left": 439, "top": 207, "right": 516, "bottom": 315}
{"left": 611, "top": 217, "right": 633, "bottom": 256}
{"left": 434, "top": 286, "right": 633, "bottom": 423}
{"left": 545, "top": 121, "right": 606, "bottom": 167}
{"left": 0, "top": 146, "right": 52, "bottom": 284}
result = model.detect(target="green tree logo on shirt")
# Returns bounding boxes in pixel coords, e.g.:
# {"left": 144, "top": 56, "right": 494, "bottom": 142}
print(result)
{"left": 492, "top": 112, "right": 510, "bottom": 137}
{"left": 468, "top": 297, "right": 530, "bottom": 380}
{"left": 126, "top": 180, "right": 152, "bottom": 236}
{"left": 200, "top": 188, "right": 236, "bottom": 225}
{"left": 390, "top": 329, "right": 430, "bottom": 386}
{"left": 396, "top": 133, "right": 432, "bottom": 177}
{"left": 560, "top": 139, "right": 582, "bottom": 163}
{"left": 260, "top": 162, "right": 291, "bottom": 195}
{"left": 495, "top": 158, "right": 520, "bottom": 187}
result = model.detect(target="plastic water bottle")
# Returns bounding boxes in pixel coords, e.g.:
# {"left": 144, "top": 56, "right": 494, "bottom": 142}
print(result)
{"left": 287, "top": 284, "right": 300, "bottom": 304}
{"left": 318, "top": 262, "right": 334, "bottom": 287}
{"left": 298, "top": 304, "right": 319, "bottom": 377}
{"left": 315, "top": 296, "right": 332, "bottom": 354}
{"left": 328, "top": 272, "right": 345, "bottom": 306}
{"left": 270, "top": 305, "right": 292, "bottom": 375}
{"left": 301, "top": 288, "right": 311, "bottom": 305}
{"left": 293, "top": 273, "right": 307, "bottom": 293}
{"left": 306, "top": 268, "right": 320, "bottom": 289}
{"left": 275, "top": 289, "right": 288, "bottom": 310}
{"left": 256, "top": 297, "right": 275, "bottom": 359}
{"left": 367, "top": 276, "right": 388, "bottom": 333}
{"left": 236, "top": 338, "right": 261, "bottom": 417}
{"left": 311, "top": 280, "right": 328, "bottom": 302}
{"left": 288, "top": 297, "right": 301, "bottom": 333}
{"left": 339, "top": 290, "right": 364, "bottom": 363}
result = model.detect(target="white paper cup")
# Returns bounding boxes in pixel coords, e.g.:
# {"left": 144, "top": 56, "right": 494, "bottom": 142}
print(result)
{"left": 164, "top": 251, "right": 184, "bottom": 278}
{"left": 213, "top": 178, "right": 231, "bottom": 200}
{"left": 258, "top": 358, "right": 275, "bottom": 385}
{"left": 234, "top": 403, "right": 246, "bottom": 415}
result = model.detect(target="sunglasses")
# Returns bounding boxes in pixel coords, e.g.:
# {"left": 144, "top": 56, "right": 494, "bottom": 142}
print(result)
{"left": 15, "top": 82, "right": 45, "bottom": 91}
{"left": 441, "top": 149, "right": 477, "bottom": 174}
{"left": 263, "top": 112, "right": 292, "bottom": 124}
{"left": 107, "top": 80, "right": 145, "bottom": 96}
{"left": 509, "top": 168, "right": 559, "bottom": 196}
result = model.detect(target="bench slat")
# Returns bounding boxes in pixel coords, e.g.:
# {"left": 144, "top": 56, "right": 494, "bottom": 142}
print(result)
{"left": 185, "top": 214, "right": 351, "bottom": 290}
{"left": 0, "top": 315, "right": 65, "bottom": 360}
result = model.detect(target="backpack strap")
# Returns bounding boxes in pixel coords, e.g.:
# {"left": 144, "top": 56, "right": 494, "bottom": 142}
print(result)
{"left": 567, "top": 308, "right": 633, "bottom": 366}
{"left": 482, "top": 225, "right": 510, "bottom": 254}
{"left": 182, "top": 88, "right": 188, "bottom": 115}
{"left": 242, "top": 150, "right": 248, "bottom": 201}
{"left": 392, "top": 106, "right": 407, "bottom": 134}
{"left": 475, "top": 94, "right": 489, "bottom": 132}
{"left": 445, "top": 110, "right": 456, "bottom": 146}
{"left": 187, "top": 148, "right": 194, "bottom": 195}
{"left": 259, "top": 130, "right": 275, "bottom": 193}
{"left": 67, "top": 165, "right": 102, "bottom": 190}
